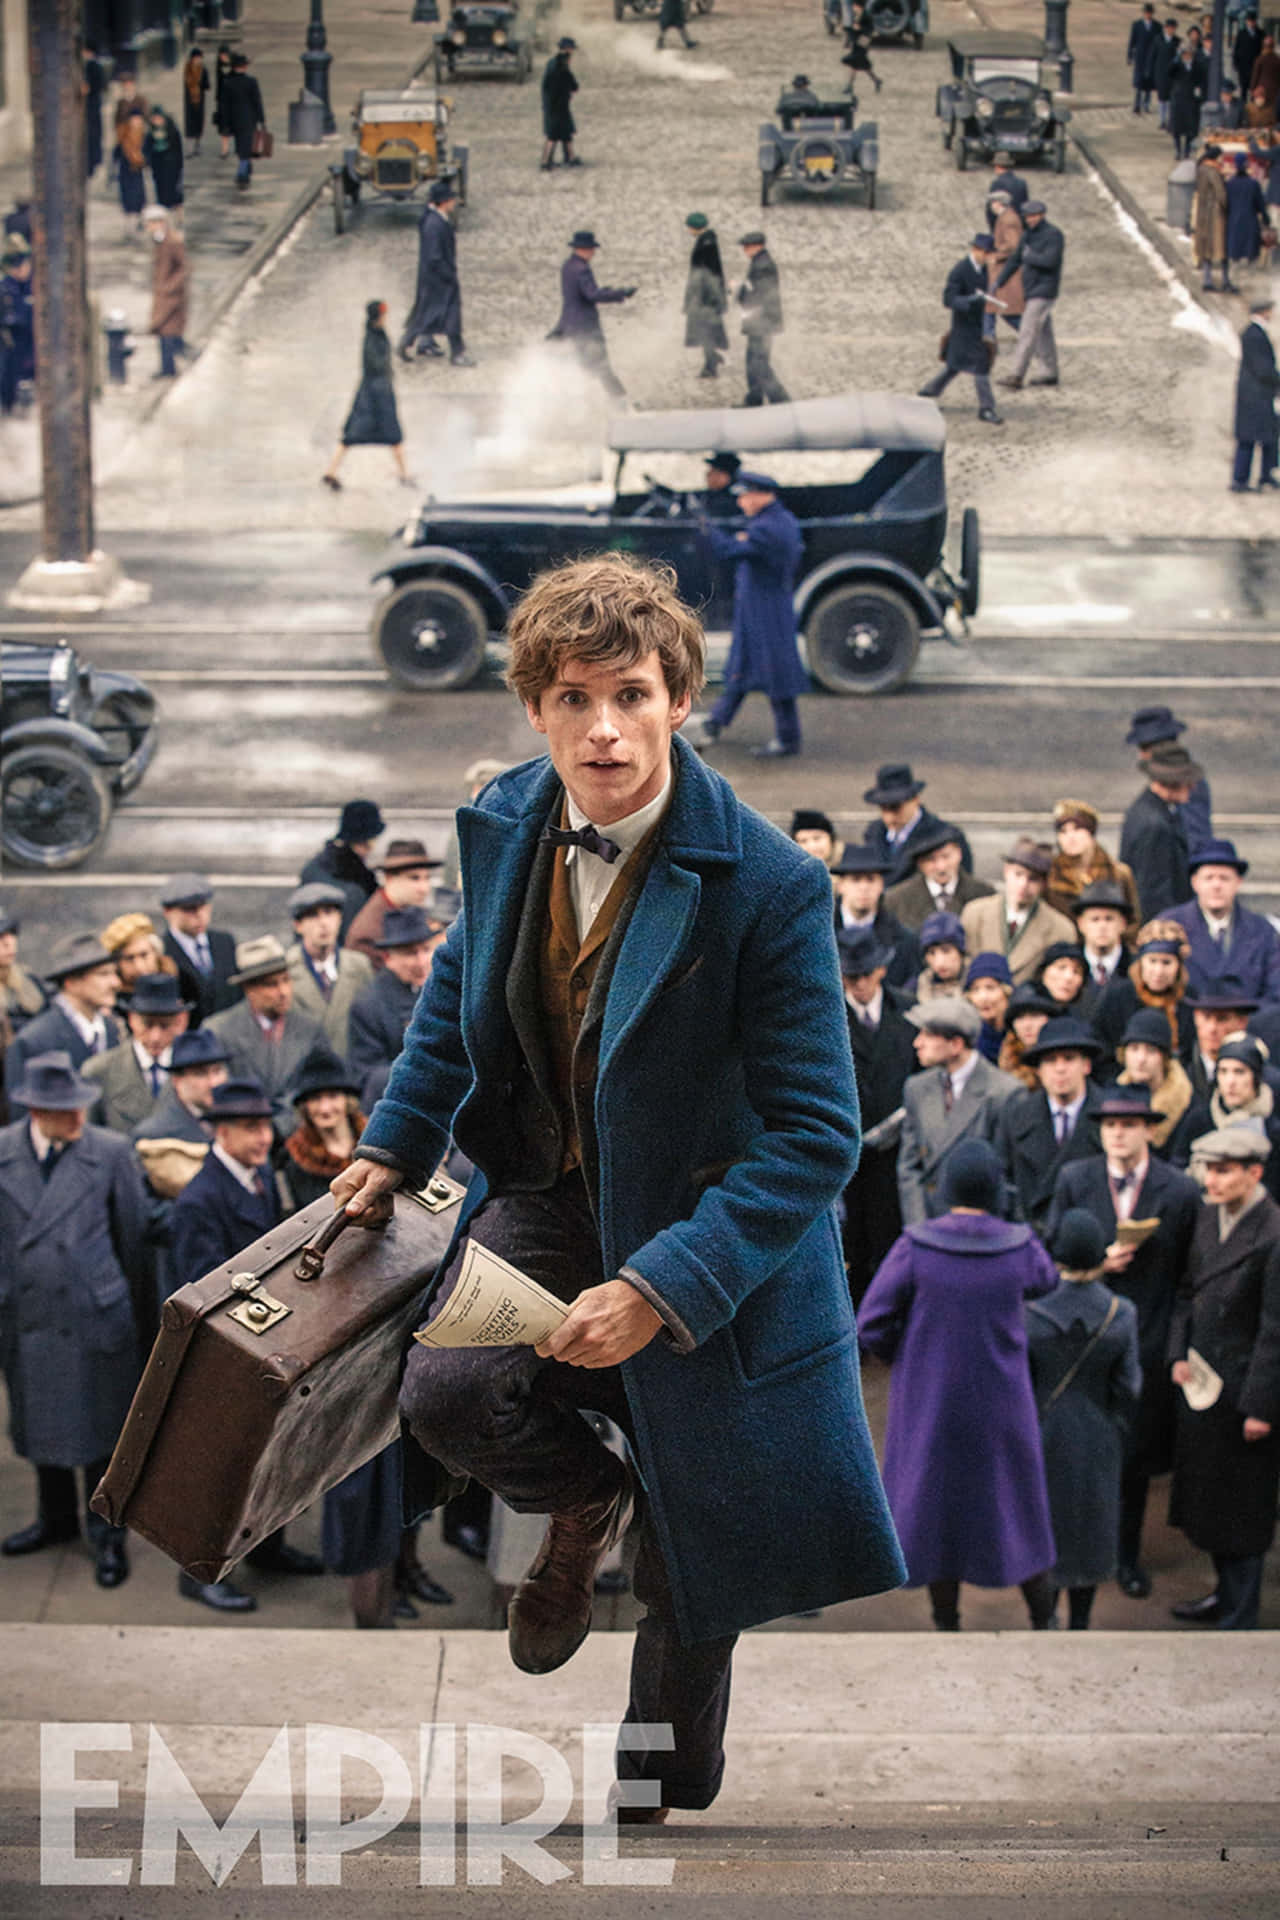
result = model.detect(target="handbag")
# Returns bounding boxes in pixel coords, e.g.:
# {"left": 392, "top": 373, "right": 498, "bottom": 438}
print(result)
{"left": 1263, "top": 224, "right": 1278, "bottom": 248}
{"left": 251, "top": 124, "right": 273, "bottom": 159}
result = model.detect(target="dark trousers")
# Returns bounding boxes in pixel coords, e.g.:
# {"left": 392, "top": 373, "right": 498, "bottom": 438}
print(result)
{"left": 1119, "top": 1460, "right": 1151, "bottom": 1568}
{"left": 158, "top": 335, "right": 185, "bottom": 376}
{"left": 399, "top": 1173, "right": 737, "bottom": 1809}
{"left": 36, "top": 1458, "right": 120, "bottom": 1546}
{"left": 709, "top": 686, "right": 802, "bottom": 751}
{"left": 920, "top": 362, "right": 995, "bottom": 416}
{"left": 744, "top": 334, "right": 789, "bottom": 406}
{"left": 1212, "top": 1552, "right": 1264, "bottom": 1630}
{"left": 572, "top": 334, "right": 626, "bottom": 399}
{"left": 1234, "top": 438, "right": 1278, "bottom": 486}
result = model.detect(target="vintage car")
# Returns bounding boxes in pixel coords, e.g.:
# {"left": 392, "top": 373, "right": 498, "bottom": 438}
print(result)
{"left": 822, "top": 0, "right": 928, "bottom": 51}
{"left": 330, "top": 85, "right": 468, "bottom": 235}
{"left": 937, "top": 33, "right": 1069, "bottom": 172}
{"left": 433, "top": 3, "right": 532, "bottom": 82}
{"left": 613, "top": 0, "right": 714, "bottom": 17}
{"left": 759, "top": 79, "right": 878, "bottom": 207}
{"left": 1, "top": 641, "right": 157, "bottom": 870}
{"left": 368, "top": 394, "right": 979, "bottom": 697}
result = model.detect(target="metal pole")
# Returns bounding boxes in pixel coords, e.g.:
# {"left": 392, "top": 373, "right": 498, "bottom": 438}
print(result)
{"left": 1205, "top": 0, "right": 1228, "bottom": 115}
{"left": 302, "top": 0, "right": 335, "bottom": 135}
{"left": 1043, "top": 0, "right": 1073, "bottom": 91}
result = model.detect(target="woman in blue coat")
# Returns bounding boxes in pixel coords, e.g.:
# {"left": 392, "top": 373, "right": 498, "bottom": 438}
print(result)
{"left": 1226, "top": 153, "right": 1269, "bottom": 268}
{"left": 696, "top": 472, "right": 808, "bottom": 758}
{"left": 859, "top": 1139, "right": 1060, "bottom": 1629}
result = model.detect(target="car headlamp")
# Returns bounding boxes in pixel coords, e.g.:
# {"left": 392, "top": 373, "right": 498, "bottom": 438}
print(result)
{"left": 975, "top": 96, "right": 995, "bottom": 119}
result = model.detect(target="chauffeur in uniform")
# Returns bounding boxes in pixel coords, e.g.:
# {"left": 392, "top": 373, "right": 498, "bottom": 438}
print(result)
{"left": 332, "top": 553, "right": 903, "bottom": 1822}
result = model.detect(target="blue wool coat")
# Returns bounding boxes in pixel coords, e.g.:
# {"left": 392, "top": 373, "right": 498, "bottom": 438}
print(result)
{"left": 1165, "top": 898, "right": 1280, "bottom": 1006}
{"left": 360, "top": 734, "right": 906, "bottom": 1643}
{"left": 707, "top": 500, "right": 808, "bottom": 702}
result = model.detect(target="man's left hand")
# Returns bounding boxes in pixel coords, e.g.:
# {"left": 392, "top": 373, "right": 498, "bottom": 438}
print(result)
{"left": 536, "top": 1279, "right": 662, "bottom": 1369}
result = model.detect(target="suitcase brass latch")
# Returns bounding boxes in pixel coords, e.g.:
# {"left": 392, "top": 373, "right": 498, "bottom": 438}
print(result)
{"left": 227, "top": 1288, "right": 291, "bottom": 1335}
{"left": 409, "top": 1173, "right": 465, "bottom": 1214}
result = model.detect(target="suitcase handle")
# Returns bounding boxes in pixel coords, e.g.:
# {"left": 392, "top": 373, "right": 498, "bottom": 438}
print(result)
{"left": 294, "top": 1204, "right": 389, "bottom": 1281}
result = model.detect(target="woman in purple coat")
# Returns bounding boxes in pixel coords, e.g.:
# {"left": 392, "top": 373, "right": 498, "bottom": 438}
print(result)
{"left": 859, "top": 1139, "right": 1060, "bottom": 1630}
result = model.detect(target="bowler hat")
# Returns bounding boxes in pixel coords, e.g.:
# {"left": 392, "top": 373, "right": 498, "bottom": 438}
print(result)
{"left": 289, "top": 881, "right": 346, "bottom": 919}
{"left": 11, "top": 1050, "right": 98, "bottom": 1112}
{"left": 1186, "top": 980, "right": 1259, "bottom": 1013}
{"left": 380, "top": 837, "right": 442, "bottom": 874}
{"left": 160, "top": 871, "right": 214, "bottom": 909}
{"left": 790, "top": 809, "right": 835, "bottom": 839}
{"left": 831, "top": 844, "right": 891, "bottom": 877}
{"left": 1120, "top": 1008, "right": 1174, "bottom": 1053}
{"left": 738, "top": 229, "right": 766, "bottom": 247}
{"left": 705, "top": 451, "right": 740, "bottom": 477}
{"left": 569, "top": 229, "right": 600, "bottom": 250}
{"left": 292, "top": 1049, "right": 362, "bottom": 1104}
{"left": 836, "top": 925, "right": 893, "bottom": 976}
{"left": 1125, "top": 704, "right": 1185, "bottom": 748}
{"left": 376, "top": 905, "right": 443, "bottom": 949}
{"left": 972, "top": 233, "right": 996, "bottom": 251}
{"left": 1021, "top": 1016, "right": 1102, "bottom": 1062}
{"left": 907, "top": 996, "right": 981, "bottom": 1043}
{"left": 1217, "top": 1035, "right": 1268, "bottom": 1082}
{"left": 1007, "top": 982, "right": 1057, "bottom": 1020}
{"left": 0, "top": 906, "right": 19, "bottom": 938}
{"left": 919, "top": 911, "right": 966, "bottom": 955}
{"left": 338, "top": 798, "right": 385, "bottom": 842}
{"left": 1052, "top": 1207, "right": 1108, "bottom": 1273}
{"left": 1037, "top": 940, "right": 1087, "bottom": 973}
{"left": 1190, "top": 1123, "right": 1271, "bottom": 1164}
{"left": 1003, "top": 836, "right": 1054, "bottom": 878}
{"left": 732, "top": 470, "right": 779, "bottom": 494}
{"left": 208, "top": 1078, "right": 274, "bottom": 1123}
{"left": 228, "top": 934, "right": 291, "bottom": 987}
{"left": 1095, "top": 1086, "right": 1156, "bottom": 1120}
{"left": 941, "top": 1140, "right": 1002, "bottom": 1212}
{"left": 863, "top": 762, "right": 926, "bottom": 806}
{"left": 1144, "top": 743, "right": 1204, "bottom": 785}
{"left": 1188, "top": 837, "right": 1248, "bottom": 876}
{"left": 906, "top": 819, "right": 965, "bottom": 864}
{"left": 965, "top": 951, "right": 1013, "bottom": 988}
{"left": 171, "top": 1028, "right": 231, "bottom": 1072}
{"left": 46, "top": 932, "right": 116, "bottom": 981}
{"left": 427, "top": 179, "right": 458, "bottom": 205}
{"left": 127, "top": 973, "right": 191, "bottom": 1016}
{"left": 1071, "top": 879, "right": 1133, "bottom": 920}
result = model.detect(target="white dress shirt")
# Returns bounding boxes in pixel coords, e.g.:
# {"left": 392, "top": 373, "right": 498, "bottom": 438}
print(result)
{"left": 1106, "top": 1155, "right": 1149, "bottom": 1221}
{"left": 564, "top": 772, "right": 672, "bottom": 942}
{"left": 946, "top": 1048, "right": 981, "bottom": 1103}
{"left": 846, "top": 986, "right": 885, "bottom": 1028}
{"left": 55, "top": 992, "right": 109, "bottom": 1053}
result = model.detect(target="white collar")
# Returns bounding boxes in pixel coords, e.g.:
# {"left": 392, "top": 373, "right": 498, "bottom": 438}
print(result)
{"left": 1049, "top": 1088, "right": 1087, "bottom": 1123}
{"left": 28, "top": 1117, "right": 60, "bottom": 1163}
{"left": 213, "top": 1141, "right": 262, "bottom": 1191}
{"left": 55, "top": 993, "right": 106, "bottom": 1045}
{"left": 946, "top": 1049, "right": 979, "bottom": 1098}
{"left": 565, "top": 768, "right": 672, "bottom": 865}
{"left": 132, "top": 1039, "right": 172, "bottom": 1073}
{"left": 1107, "top": 1155, "right": 1148, "bottom": 1187}
{"left": 846, "top": 986, "right": 884, "bottom": 1025}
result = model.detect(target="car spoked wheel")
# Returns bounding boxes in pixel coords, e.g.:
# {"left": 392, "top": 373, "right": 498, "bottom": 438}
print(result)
{"left": 374, "top": 580, "right": 489, "bottom": 691}
{"left": 2, "top": 744, "right": 113, "bottom": 869}
{"left": 869, "top": 0, "right": 911, "bottom": 37}
{"left": 806, "top": 582, "right": 920, "bottom": 695}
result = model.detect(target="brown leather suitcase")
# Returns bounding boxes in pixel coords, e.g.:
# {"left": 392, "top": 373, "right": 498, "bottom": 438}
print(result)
{"left": 91, "top": 1174, "right": 466, "bottom": 1583}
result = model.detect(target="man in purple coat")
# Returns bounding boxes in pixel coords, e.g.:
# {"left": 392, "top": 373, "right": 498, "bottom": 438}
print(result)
{"left": 549, "top": 230, "right": 635, "bottom": 399}
{"left": 1165, "top": 839, "right": 1280, "bottom": 1009}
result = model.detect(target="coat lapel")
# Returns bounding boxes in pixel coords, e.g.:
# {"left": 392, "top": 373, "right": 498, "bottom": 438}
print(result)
{"left": 1192, "top": 1191, "right": 1277, "bottom": 1288}
{"left": 0, "top": 1127, "right": 43, "bottom": 1231}
{"left": 930, "top": 1059, "right": 989, "bottom": 1162}
{"left": 19, "top": 1128, "right": 102, "bottom": 1246}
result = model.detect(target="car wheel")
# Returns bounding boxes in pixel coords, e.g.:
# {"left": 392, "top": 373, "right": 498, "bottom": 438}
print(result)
{"left": 87, "top": 691, "right": 150, "bottom": 791}
{"left": 806, "top": 582, "right": 920, "bottom": 696}
{"left": 959, "top": 506, "right": 981, "bottom": 617}
{"left": 331, "top": 171, "right": 346, "bottom": 235}
{"left": 954, "top": 137, "right": 967, "bottom": 171}
{"left": 2, "top": 743, "right": 113, "bottom": 870}
{"left": 375, "top": 580, "right": 489, "bottom": 691}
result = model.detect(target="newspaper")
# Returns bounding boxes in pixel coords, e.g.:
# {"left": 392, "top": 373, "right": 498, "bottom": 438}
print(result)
{"left": 1115, "top": 1216, "right": 1160, "bottom": 1250}
{"left": 412, "top": 1239, "right": 569, "bottom": 1350}
{"left": 1181, "top": 1346, "right": 1224, "bottom": 1413}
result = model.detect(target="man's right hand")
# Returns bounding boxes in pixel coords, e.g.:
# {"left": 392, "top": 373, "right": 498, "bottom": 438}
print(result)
{"left": 330, "top": 1158, "right": 403, "bottom": 1223}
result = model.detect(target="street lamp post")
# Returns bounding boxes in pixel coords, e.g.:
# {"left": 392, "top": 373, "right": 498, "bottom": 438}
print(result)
{"left": 1043, "top": 0, "right": 1074, "bottom": 93}
{"left": 302, "top": 0, "right": 336, "bottom": 136}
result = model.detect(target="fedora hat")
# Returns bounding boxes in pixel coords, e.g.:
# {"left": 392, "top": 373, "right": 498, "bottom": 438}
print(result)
{"left": 1021, "top": 1016, "right": 1102, "bottom": 1063}
{"left": 379, "top": 837, "right": 443, "bottom": 874}
{"left": 1186, "top": 980, "right": 1259, "bottom": 1013}
{"left": 1187, "top": 837, "right": 1249, "bottom": 876}
{"left": 375, "top": 905, "right": 444, "bottom": 949}
{"left": 11, "top": 1050, "right": 98, "bottom": 1112}
{"left": 905, "top": 819, "right": 965, "bottom": 864}
{"left": 126, "top": 972, "right": 192, "bottom": 1016}
{"left": 835, "top": 925, "right": 894, "bottom": 976}
{"left": 863, "top": 762, "right": 925, "bottom": 807}
{"left": 1003, "top": 836, "right": 1054, "bottom": 878}
{"left": 170, "top": 1028, "right": 231, "bottom": 1072}
{"left": 45, "top": 932, "right": 116, "bottom": 981}
{"left": 1071, "top": 879, "right": 1133, "bottom": 920}
{"left": 1143, "top": 743, "right": 1205, "bottom": 785}
{"left": 830, "top": 844, "right": 891, "bottom": 877}
{"left": 229, "top": 934, "right": 291, "bottom": 987}
{"left": 1095, "top": 1086, "right": 1156, "bottom": 1120}
{"left": 292, "top": 1049, "right": 362, "bottom": 1104}
{"left": 207, "top": 1078, "right": 274, "bottom": 1123}
{"left": 569, "top": 229, "right": 600, "bottom": 250}
{"left": 1125, "top": 704, "right": 1185, "bottom": 748}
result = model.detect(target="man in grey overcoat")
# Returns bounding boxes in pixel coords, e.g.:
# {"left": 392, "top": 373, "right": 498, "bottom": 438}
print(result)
{"left": 0, "top": 1052, "right": 150, "bottom": 1589}
{"left": 286, "top": 882, "right": 373, "bottom": 1063}
{"left": 206, "top": 936, "right": 328, "bottom": 1142}
{"left": 333, "top": 553, "right": 903, "bottom": 1821}
{"left": 82, "top": 971, "right": 191, "bottom": 1133}
{"left": 898, "top": 997, "right": 1019, "bottom": 1222}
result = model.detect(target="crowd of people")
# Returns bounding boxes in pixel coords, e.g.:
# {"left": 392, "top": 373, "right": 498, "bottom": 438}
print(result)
{"left": 2, "top": 692, "right": 1277, "bottom": 1632}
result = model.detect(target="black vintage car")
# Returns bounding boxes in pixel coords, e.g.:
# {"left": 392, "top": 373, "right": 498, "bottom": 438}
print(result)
{"left": 1, "top": 641, "right": 157, "bottom": 869}
{"left": 369, "top": 394, "right": 979, "bottom": 697}
{"left": 759, "top": 78, "right": 878, "bottom": 208}
{"left": 937, "top": 33, "right": 1069, "bottom": 172}
{"left": 434, "top": 3, "right": 532, "bottom": 82}
{"left": 822, "top": 0, "right": 928, "bottom": 51}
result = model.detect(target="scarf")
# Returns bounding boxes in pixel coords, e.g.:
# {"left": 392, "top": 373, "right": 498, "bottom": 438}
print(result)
{"left": 284, "top": 1107, "right": 367, "bottom": 1179}
{"left": 998, "top": 1031, "right": 1041, "bottom": 1090}
{"left": 1132, "top": 969, "right": 1186, "bottom": 1053}
{"left": 1209, "top": 1080, "right": 1274, "bottom": 1133}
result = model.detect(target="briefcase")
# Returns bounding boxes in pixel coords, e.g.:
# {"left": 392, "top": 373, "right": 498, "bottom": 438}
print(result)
{"left": 91, "top": 1173, "right": 466, "bottom": 1583}
{"left": 251, "top": 125, "right": 273, "bottom": 159}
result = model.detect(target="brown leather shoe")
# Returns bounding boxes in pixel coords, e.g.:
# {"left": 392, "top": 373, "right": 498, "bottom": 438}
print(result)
{"left": 508, "top": 1464, "right": 634, "bottom": 1675}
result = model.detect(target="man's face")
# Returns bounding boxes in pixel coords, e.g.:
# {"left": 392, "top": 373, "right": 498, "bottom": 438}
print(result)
{"left": 737, "top": 488, "right": 773, "bottom": 518}
{"left": 63, "top": 962, "right": 121, "bottom": 1012}
{"left": 30, "top": 1105, "right": 87, "bottom": 1143}
{"left": 794, "top": 829, "right": 834, "bottom": 863}
{"left": 172, "top": 1061, "right": 227, "bottom": 1109}
{"left": 386, "top": 867, "right": 434, "bottom": 907}
{"left": 0, "top": 931, "right": 16, "bottom": 969}
{"left": 1100, "top": 1116, "right": 1150, "bottom": 1166}
{"left": 924, "top": 942, "right": 964, "bottom": 984}
{"left": 1078, "top": 908, "right": 1126, "bottom": 954}
{"left": 1202, "top": 1159, "right": 1263, "bottom": 1206}
{"left": 1004, "top": 862, "right": 1042, "bottom": 911}
{"left": 1193, "top": 1007, "right": 1245, "bottom": 1060}
{"left": 167, "top": 902, "right": 213, "bottom": 937}
{"left": 1025, "top": 211, "right": 1044, "bottom": 228}
{"left": 244, "top": 972, "right": 293, "bottom": 1020}
{"left": 1036, "top": 1048, "right": 1090, "bottom": 1102}
{"left": 705, "top": 467, "right": 732, "bottom": 492}
{"left": 919, "top": 841, "right": 962, "bottom": 887}
{"left": 127, "top": 1008, "right": 188, "bottom": 1057}
{"left": 878, "top": 798, "right": 920, "bottom": 834}
{"left": 217, "top": 1118, "right": 273, "bottom": 1168}
{"left": 1150, "top": 778, "right": 1192, "bottom": 805}
{"left": 1122, "top": 1041, "right": 1166, "bottom": 1086}
{"left": 844, "top": 965, "right": 885, "bottom": 1007}
{"left": 913, "top": 1028, "right": 963, "bottom": 1069}
{"left": 836, "top": 872, "right": 883, "bottom": 916}
{"left": 526, "top": 650, "right": 689, "bottom": 827}
{"left": 1216, "top": 1060, "right": 1257, "bottom": 1108}
{"left": 967, "top": 977, "right": 1009, "bottom": 1023}
{"left": 1192, "top": 864, "right": 1241, "bottom": 916}
{"left": 383, "top": 936, "right": 440, "bottom": 991}
{"left": 296, "top": 907, "right": 342, "bottom": 961}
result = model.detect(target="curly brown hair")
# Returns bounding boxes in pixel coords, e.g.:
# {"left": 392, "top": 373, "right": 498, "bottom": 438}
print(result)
{"left": 505, "top": 553, "right": 706, "bottom": 709}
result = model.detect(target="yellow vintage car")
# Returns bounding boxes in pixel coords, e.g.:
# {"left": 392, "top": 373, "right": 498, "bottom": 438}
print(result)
{"left": 330, "top": 85, "right": 468, "bottom": 234}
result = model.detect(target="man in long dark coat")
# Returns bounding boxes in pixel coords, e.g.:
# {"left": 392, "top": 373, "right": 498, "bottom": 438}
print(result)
{"left": 1044, "top": 1087, "right": 1199, "bottom": 1600}
{"left": 549, "top": 230, "right": 634, "bottom": 400}
{"left": 0, "top": 1053, "right": 149, "bottom": 1589}
{"left": 1167, "top": 42, "right": 1204, "bottom": 158}
{"left": 736, "top": 230, "right": 788, "bottom": 406}
{"left": 1149, "top": 17, "right": 1181, "bottom": 127}
{"left": 1235, "top": 11, "right": 1265, "bottom": 102}
{"left": 1168, "top": 1128, "right": 1280, "bottom": 1630}
{"left": 347, "top": 905, "right": 448, "bottom": 1103}
{"left": 540, "top": 37, "right": 579, "bottom": 170}
{"left": 918, "top": 233, "right": 1001, "bottom": 421}
{"left": 223, "top": 51, "right": 265, "bottom": 190}
{"left": 333, "top": 553, "right": 903, "bottom": 1821}
{"left": 995, "top": 1016, "right": 1105, "bottom": 1234}
{"left": 838, "top": 925, "right": 918, "bottom": 1303}
{"left": 691, "top": 472, "right": 807, "bottom": 757}
{"left": 299, "top": 798, "right": 386, "bottom": 934}
{"left": 1120, "top": 743, "right": 1200, "bottom": 920}
{"left": 1127, "top": 4, "right": 1160, "bottom": 112}
{"left": 399, "top": 181, "right": 473, "bottom": 367}
{"left": 1231, "top": 297, "right": 1280, "bottom": 492}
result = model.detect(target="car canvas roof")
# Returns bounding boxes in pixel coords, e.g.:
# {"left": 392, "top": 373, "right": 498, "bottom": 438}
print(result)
{"left": 607, "top": 394, "right": 945, "bottom": 456}
{"left": 948, "top": 32, "right": 1046, "bottom": 59}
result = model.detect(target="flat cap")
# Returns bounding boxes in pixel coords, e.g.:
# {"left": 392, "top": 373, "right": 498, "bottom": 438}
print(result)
{"left": 906, "top": 995, "right": 981, "bottom": 1042}
{"left": 289, "top": 881, "right": 347, "bottom": 918}
{"left": 1191, "top": 1123, "right": 1271, "bottom": 1163}
{"left": 738, "top": 229, "right": 766, "bottom": 246}
{"left": 160, "top": 871, "right": 214, "bottom": 908}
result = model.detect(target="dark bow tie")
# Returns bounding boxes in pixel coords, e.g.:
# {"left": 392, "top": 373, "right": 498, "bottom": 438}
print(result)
{"left": 541, "top": 823, "right": 621, "bottom": 865}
